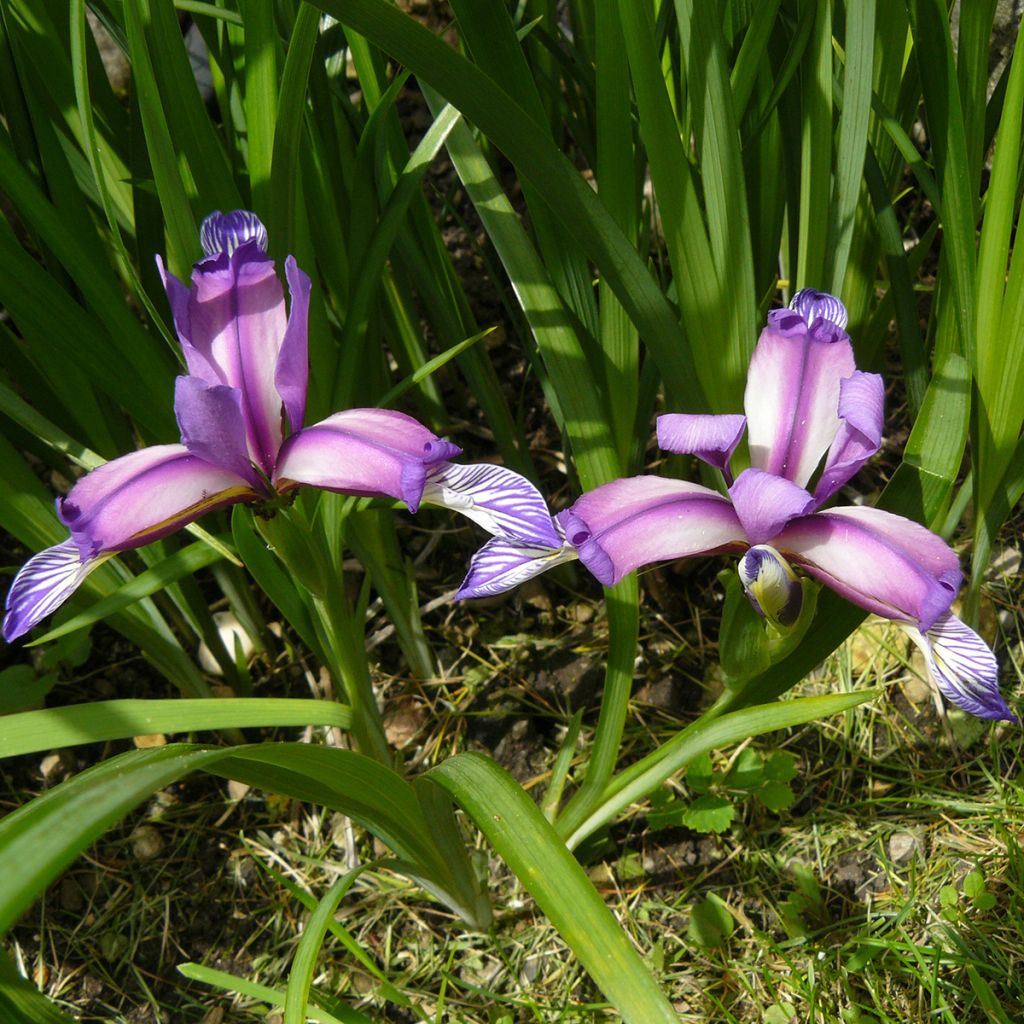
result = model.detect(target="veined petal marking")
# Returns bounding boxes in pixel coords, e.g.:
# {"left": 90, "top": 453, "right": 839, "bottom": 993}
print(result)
{"left": 455, "top": 535, "right": 577, "bottom": 600}
{"left": 421, "top": 462, "right": 561, "bottom": 547}
{"left": 2, "top": 540, "right": 110, "bottom": 642}
{"left": 200, "top": 210, "right": 268, "bottom": 256}
{"left": 904, "top": 614, "right": 1016, "bottom": 722}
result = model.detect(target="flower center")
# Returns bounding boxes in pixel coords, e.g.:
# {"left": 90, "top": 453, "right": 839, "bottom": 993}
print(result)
{"left": 737, "top": 544, "right": 803, "bottom": 629}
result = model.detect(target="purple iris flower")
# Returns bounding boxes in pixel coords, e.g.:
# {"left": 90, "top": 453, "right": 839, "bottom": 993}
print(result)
{"left": 3, "top": 211, "right": 558, "bottom": 642}
{"left": 457, "top": 290, "right": 1015, "bottom": 723}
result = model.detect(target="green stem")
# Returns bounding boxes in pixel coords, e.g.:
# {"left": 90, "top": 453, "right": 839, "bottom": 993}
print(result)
{"left": 554, "top": 576, "right": 638, "bottom": 838}
{"left": 257, "top": 507, "right": 392, "bottom": 765}
{"left": 310, "top": 587, "right": 392, "bottom": 766}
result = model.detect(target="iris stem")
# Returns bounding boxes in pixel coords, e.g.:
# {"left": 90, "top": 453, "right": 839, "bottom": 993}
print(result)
{"left": 554, "top": 575, "right": 639, "bottom": 839}
{"left": 262, "top": 507, "right": 392, "bottom": 765}
{"left": 311, "top": 590, "right": 392, "bottom": 766}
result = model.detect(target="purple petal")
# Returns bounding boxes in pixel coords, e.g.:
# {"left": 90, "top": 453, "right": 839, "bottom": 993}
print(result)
{"left": 273, "top": 409, "right": 462, "bottom": 512}
{"left": 156, "top": 257, "right": 200, "bottom": 372}
{"left": 274, "top": 256, "right": 311, "bottom": 435}
{"left": 738, "top": 544, "right": 803, "bottom": 628}
{"left": 905, "top": 614, "right": 1016, "bottom": 722}
{"left": 200, "top": 210, "right": 268, "bottom": 256}
{"left": 656, "top": 414, "right": 746, "bottom": 480}
{"left": 813, "top": 372, "right": 885, "bottom": 505}
{"left": 58, "top": 445, "right": 257, "bottom": 557}
{"left": 744, "top": 320, "right": 856, "bottom": 487}
{"left": 3, "top": 539, "right": 107, "bottom": 642}
{"left": 421, "top": 462, "right": 561, "bottom": 546}
{"left": 728, "top": 468, "right": 815, "bottom": 545}
{"left": 159, "top": 245, "right": 289, "bottom": 475}
{"left": 563, "top": 477, "right": 746, "bottom": 586}
{"left": 455, "top": 533, "right": 577, "bottom": 600}
{"left": 774, "top": 505, "right": 961, "bottom": 630}
{"left": 789, "top": 288, "right": 848, "bottom": 330}
{"left": 174, "top": 376, "right": 263, "bottom": 489}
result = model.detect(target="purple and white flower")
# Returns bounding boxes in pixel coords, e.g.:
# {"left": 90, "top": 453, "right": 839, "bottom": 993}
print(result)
{"left": 457, "top": 290, "right": 1015, "bottom": 722}
{"left": 4, "top": 211, "right": 554, "bottom": 642}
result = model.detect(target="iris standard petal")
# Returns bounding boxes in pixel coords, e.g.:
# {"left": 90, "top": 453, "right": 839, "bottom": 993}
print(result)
{"left": 273, "top": 409, "right": 462, "bottom": 512}
{"left": 58, "top": 445, "right": 257, "bottom": 557}
{"left": 773, "top": 506, "right": 960, "bottom": 630}
{"left": 420, "top": 462, "right": 562, "bottom": 547}
{"left": 174, "top": 376, "right": 263, "bottom": 489}
{"left": 744, "top": 321, "right": 856, "bottom": 488}
{"left": 563, "top": 477, "right": 746, "bottom": 586}
{"left": 455, "top": 533, "right": 578, "bottom": 600}
{"left": 156, "top": 256, "right": 208, "bottom": 375}
{"left": 161, "top": 245, "right": 289, "bottom": 474}
{"left": 200, "top": 210, "right": 268, "bottom": 256}
{"left": 728, "top": 468, "right": 816, "bottom": 545}
{"left": 274, "top": 256, "right": 312, "bottom": 435}
{"left": 2, "top": 539, "right": 110, "bottom": 642}
{"left": 789, "top": 288, "right": 849, "bottom": 330}
{"left": 656, "top": 413, "right": 747, "bottom": 479}
{"left": 904, "top": 614, "right": 1016, "bottom": 722}
{"left": 813, "top": 371, "right": 885, "bottom": 505}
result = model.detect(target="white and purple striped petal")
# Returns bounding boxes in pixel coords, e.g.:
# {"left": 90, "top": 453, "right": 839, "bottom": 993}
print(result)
{"left": 813, "top": 372, "right": 885, "bottom": 506}
{"left": 562, "top": 477, "right": 746, "bottom": 586}
{"left": 773, "top": 505, "right": 961, "bottom": 630}
{"left": 200, "top": 210, "right": 268, "bottom": 257}
{"left": 273, "top": 409, "right": 461, "bottom": 512}
{"left": 173, "top": 376, "right": 263, "bottom": 489}
{"left": 455, "top": 531, "right": 578, "bottom": 600}
{"left": 904, "top": 614, "right": 1016, "bottom": 721}
{"left": 656, "top": 413, "right": 746, "bottom": 481}
{"left": 744, "top": 320, "right": 856, "bottom": 488}
{"left": 421, "top": 462, "right": 561, "bottom": 547}
{"left": 57, "top": 445, "right": 257, "bottom": 557}
{"left": 728, "top": 468, "right": 815, "bottom": 545}
{"left": 2, "top": 539, "right": 110, "bottom": 642}
{"left": 789, "top": 288, "right": 849, "bottom": 330}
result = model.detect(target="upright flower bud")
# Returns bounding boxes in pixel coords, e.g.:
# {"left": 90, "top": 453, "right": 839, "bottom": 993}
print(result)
{"left": 737, "top": 544, "right": 803, "bottom": 630}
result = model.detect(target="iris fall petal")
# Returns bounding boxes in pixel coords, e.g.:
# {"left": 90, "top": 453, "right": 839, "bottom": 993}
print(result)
{"left": 904, "top": 614, "right": 1016, "bottom": 721}
{"left": 57, "top": 445, "right": 257, "bottom": 557}
{"left": 2, "top": 540, "right": 109, "bottom": 642}
{"left": 421, "top": 462, "right": 562, "bottom": 547}
{"left": 564, "top": 477, "right": 746, "bottom": 586}
{"left": 273, "top": 409, "right": 461, "bottom": 512}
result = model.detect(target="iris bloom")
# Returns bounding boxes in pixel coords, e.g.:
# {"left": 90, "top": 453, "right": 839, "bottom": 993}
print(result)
{"left": 457, "top": 290, "right": 1015, "bottom": 722}
{"left": 3, "top": 211, "right": 558, "bottom": 642}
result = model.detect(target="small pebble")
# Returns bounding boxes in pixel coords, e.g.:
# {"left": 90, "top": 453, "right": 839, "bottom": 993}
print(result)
{"left": 130, "top": 825, "right": 163, "bottom": 861}
{"left": 888, "top": 831, "right": 921, "bottom": 865}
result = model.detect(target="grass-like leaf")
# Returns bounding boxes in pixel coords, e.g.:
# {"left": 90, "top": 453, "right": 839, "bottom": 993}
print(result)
{"left": 430, "top": 751, "right": 681, "bottom": 1024}
{"left": 0, "top": 698, "right": 353, "bottom": 760}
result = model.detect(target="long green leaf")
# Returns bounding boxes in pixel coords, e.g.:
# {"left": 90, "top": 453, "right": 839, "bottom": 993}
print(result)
{"left": 312, "top": 0, "right": 700, "bottom": 413}
{"left": 909, "top": 0, "right": 976, "bottom": 363}
{"left": 178, "top": 963, "right": 368, "bottom": 1024}
{"left": 973, "top": 26, "right": 1024, "bottom": 515}
{"left": 827, "top": 0, "right": 875, "bottom": 295}
{"left": 796, "top": 0, "right": 832, "bottom": 289}
{"left": 284, "top": 870, "right": 365, "bottom": 1024}
{"left": 562, "top": 690, "right": 877, "bottom": 849}
{"left": 123, "top": 0, "right": 198, "bottom": 275}
{"left": 430, "top": 752, "right": 679, "bottom": 1024}
{"left": 0, "top": 699, "right": 353, "bottom": 760}
{"left": 0, "top": 745, "right": 227, "bottom": 934}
